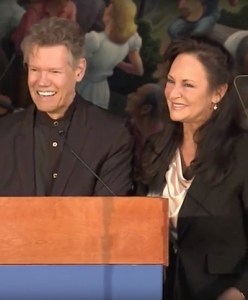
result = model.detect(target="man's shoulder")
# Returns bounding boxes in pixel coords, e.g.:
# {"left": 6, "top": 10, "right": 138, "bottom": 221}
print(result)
{"left": 78, "top": 97, "right": 127, "bottom": 133}
{"left": 75, "top": 97, "right": 133, "bottom": 147}
{"left": 0, "top": 109, "right": 26, "bottom": 133}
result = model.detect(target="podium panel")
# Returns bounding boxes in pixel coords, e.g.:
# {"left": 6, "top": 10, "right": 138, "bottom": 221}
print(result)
{"left": 0, "top": 265, "right": 163, "bottom": 300}
{"left": 0, "top": 197, "right": 168, "bottom": 265}
{"left": 0, "top": 197, "right": 167, "bottom": 299}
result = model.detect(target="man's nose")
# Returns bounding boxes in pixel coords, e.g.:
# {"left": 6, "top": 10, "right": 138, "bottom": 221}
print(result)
{"left": 37, "top": 71, "right": 50, "bottom": 86}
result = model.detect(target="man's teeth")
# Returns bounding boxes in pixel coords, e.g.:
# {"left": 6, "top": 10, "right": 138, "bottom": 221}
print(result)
{"left": 37, "top": 91, "right": 56, "bottom": 97}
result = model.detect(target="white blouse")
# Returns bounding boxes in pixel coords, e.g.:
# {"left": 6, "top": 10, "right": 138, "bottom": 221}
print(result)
{"left": 162, "top": 150, "right": 194, "bottom": 230}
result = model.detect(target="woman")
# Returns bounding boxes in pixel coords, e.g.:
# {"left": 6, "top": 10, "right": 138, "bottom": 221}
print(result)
{"left": 76, "top": 0, "right": 143, "bottom": 110}
{"left": 137, "top": 36, "right": 248, "bottom": 300}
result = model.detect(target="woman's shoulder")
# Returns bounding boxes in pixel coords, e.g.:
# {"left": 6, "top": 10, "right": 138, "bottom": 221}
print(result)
{"left": 236, "top": 131, "right": 248, "bottom": 146}
{"left": 234, "top": 131, "right": 248, "bottom": 161}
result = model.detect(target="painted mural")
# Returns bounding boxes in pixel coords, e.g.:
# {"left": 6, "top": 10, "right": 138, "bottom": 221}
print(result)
{"left": 0, "top": 0, "right": 247, "bottom": 116}
{"left": 109, "top": 0, "right": 248, "bottom": 114}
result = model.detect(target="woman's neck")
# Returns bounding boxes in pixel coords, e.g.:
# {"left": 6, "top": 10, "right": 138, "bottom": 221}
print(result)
{"left": 183, "top": 122, "right": 199, "bottom": 142}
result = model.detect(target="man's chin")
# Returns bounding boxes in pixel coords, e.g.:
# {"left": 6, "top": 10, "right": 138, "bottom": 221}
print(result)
{"left": 35, "top": 104, "right": 56, "bottom": 113}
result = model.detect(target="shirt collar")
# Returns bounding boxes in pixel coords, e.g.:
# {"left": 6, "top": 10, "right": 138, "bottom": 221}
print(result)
{"left": 35, "top": 99, "right": 76, "bottom": 129}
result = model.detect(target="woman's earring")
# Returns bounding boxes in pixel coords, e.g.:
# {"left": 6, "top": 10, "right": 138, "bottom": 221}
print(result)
{"left": 213, "top": 103, "right": 218, "bottom": 110}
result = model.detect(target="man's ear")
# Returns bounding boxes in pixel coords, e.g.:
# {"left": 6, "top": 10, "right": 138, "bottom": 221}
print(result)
{"left": 75, "top": 58, "right": 87, "bottom": 82}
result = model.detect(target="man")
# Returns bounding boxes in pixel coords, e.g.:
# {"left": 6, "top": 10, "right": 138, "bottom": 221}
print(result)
{"left": 0, "top": 17, "right": 133, "bottom": 196}
{"left": 11, "top": 1, "right": 77, "bottom": 108}
{"left": 125, "top": 83, "right": 164, "bottom": 176}
{"left": 168, "top": 0, "right": 238, "bottom": 40}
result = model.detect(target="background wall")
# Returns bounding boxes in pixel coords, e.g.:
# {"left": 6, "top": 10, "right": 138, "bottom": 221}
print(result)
{"left": 107, "top": 0, "right": 248, "bottom": 115}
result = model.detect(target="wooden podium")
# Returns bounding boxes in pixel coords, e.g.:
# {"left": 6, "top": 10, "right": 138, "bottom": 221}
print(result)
{"left": 0, "top": 197, "right": 168, "bottom": 299}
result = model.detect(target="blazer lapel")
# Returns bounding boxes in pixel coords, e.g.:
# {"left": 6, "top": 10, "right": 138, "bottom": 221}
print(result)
{"left": 149, "top": 161, "right": 211, "bottom": 243}
{"left": 51, "top": 98, "right": 91, "bottom": 195}
{"left": 15, "top": 106, "right": 36, "bottom": 195}
{"left": 148, "top": 165, "right": 167, "bottom": 197}
{"left": 177, "top": 174, "right": 211, "bottom": 241}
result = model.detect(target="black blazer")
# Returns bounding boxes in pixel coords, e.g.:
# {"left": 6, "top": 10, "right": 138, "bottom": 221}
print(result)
{"left": 141, "top": 133, "right": 248, "bottom": 300}
{"left": 0, "top": 94, "right": 134, "bottom": 196}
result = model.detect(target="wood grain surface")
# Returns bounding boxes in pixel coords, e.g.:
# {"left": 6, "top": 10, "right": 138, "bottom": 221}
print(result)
{"left": 0, "top": 197, "right": 168, "bottom": 265}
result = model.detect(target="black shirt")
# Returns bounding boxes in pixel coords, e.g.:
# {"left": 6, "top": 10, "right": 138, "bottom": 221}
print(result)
{"left": 34, "top": 102, "right": 75, "bottom": 195}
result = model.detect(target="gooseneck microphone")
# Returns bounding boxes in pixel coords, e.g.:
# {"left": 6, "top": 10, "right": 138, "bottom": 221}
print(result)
{"left": 59, "top": 130, "right": 116, "bottom": 196}
{"left": 234, "top": 74, "right": 248, "bottom": 118}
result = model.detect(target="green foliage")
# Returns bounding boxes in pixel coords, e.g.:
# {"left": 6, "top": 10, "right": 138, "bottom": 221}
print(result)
{"left": 109, "top": 18, "right": 163, "bottom": 94}
{"left": 218, "top": 5, "right": 248, "bottom": 30}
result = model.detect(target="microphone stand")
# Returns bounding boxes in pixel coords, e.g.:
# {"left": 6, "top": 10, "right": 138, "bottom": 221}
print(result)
{"left": 234, "top": 74, "right": 248, "bottom": 118}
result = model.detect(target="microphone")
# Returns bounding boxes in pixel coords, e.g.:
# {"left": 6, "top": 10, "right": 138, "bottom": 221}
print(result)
{"left": 59, "top": 130, "right": 116, "bottom": 196}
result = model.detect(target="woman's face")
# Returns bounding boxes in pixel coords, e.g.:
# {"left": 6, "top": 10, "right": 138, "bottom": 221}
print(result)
{"left": 164, "top": 53, "right": 221, "bottom": 127}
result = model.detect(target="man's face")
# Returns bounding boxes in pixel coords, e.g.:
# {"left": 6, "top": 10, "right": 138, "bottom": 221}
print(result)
{"left": 27, "top": 44, "right": 86, "bottom": 119}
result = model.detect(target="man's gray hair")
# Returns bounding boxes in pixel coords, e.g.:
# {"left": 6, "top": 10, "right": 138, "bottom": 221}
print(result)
{"left": 21, "top": 17, "right": 85, "bottom": 67}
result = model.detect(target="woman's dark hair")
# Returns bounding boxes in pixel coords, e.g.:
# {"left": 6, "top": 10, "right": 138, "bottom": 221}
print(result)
{"left": 138, "top": 35, "right": 245, "bottom": 185}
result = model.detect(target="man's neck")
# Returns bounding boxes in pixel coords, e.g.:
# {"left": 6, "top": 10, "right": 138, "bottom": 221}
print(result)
{"left": 46, "top": 111, "right": 66, "bottom": 120}
{"left": 46, "top": 94, "right": 75, "bottom": 120}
